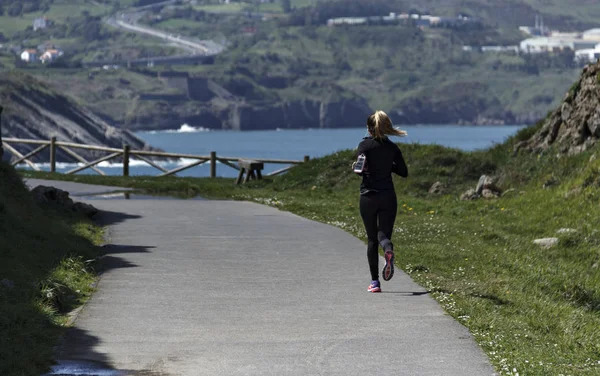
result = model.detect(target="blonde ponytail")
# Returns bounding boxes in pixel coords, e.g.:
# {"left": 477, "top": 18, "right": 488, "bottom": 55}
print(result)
{"left": 367, "top": 110, "right": 407, "bottom": 139}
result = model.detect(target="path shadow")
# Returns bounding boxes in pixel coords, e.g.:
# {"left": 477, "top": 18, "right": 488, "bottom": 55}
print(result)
{"left": 49, "top": 328, "right": 170, "bottom": 376}
{"left": 381, "top": 291, "right": 431, "bottom": 296}
{"left": 94, "top": 209, "right": 143, "bottom": 227}
{"left": 53, "top": 327, "right": 111, "bottom": 367}
{"left": 101, "top": 244, "right": 156, "bottom": 254}
{"left": 96, "top": 245, "right": 156, "bottom": 274}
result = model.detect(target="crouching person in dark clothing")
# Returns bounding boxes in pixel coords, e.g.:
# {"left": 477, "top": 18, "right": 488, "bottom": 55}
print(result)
{"left": 353, "top": 110, "right": 408, "bottom": 293}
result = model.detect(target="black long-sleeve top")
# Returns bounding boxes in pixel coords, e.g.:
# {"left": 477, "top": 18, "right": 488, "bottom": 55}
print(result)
{"left": 356, "top": 137, "right": 408, "bottom": 195}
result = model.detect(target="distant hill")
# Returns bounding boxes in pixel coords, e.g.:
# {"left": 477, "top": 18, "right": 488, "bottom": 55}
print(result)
{"left": 401, "top": 0, "right": 600, "bottom": 30}
{"left": 0, "top": 72, "right": 153, "bottom": 161}
{"left": 281, "top": 0, "right": 600, "bottom": 30}
{"left": 1, "top": 0, "right": 597, "bottom": 129}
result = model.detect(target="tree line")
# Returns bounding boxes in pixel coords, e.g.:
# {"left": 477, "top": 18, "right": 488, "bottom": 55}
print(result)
{"left": 0, "top": 0, "right": 53, "bottom": 16}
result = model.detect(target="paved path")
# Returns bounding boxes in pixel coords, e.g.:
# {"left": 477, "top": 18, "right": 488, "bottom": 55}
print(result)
{"left": 29, "top": 179, "right": 495, "bottom": 376}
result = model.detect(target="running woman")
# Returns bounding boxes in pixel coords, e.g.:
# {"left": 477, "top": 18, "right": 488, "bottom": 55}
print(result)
{"left": 353, "top": 111, "right": 408, "bottom": 293}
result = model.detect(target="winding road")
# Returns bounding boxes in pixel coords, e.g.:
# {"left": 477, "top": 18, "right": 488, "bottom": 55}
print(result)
{"left": 30, "top": 179, "right": 496, "bottom": 376}
{"left": 104, "top": 0, "right": 226, "bottom": 58}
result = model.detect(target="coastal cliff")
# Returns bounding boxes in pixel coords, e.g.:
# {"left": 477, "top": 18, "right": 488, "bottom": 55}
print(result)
{"left": 0, "top": 72, "right": 152, "bottom": 162}
{"left": 117, "top": 75, "right": 372, "bottom": 131}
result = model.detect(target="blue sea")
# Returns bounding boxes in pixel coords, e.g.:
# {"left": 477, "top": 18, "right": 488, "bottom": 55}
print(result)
{"left": 27, "top": 125, "right": 525, "bottom": 178}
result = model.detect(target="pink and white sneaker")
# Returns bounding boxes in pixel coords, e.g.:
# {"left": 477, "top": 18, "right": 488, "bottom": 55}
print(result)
{"left": 368, "top": 280, "right": 381, "bottom": 293}
{"left": 382, "top": 249, "right": 395, "bottom": 281}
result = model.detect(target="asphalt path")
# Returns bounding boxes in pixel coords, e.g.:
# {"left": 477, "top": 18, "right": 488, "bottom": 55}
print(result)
{"left": 28, "top": 179, "right": 495, "bottom": 376}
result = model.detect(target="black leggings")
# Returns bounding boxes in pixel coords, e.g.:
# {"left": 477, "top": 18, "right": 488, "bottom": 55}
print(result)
{"left": 359, "top": 190, "right": 397, "bottom": 281}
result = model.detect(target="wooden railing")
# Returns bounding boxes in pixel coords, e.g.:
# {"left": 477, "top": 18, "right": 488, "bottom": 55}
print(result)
{"left": 2, "top": 137, "right": 309, "bottom": 177}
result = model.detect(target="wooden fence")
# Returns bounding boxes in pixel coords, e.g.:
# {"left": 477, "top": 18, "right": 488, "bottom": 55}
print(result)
{"left": 2, "top": 137, "right": 309, "bottom": 177}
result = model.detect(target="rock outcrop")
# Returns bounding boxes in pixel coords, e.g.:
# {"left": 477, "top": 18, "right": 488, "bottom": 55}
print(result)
{"left": 516, "top": 62, "right": 600, "bottom": 155}
{"left": 428, "top": 181, "right": 447, "bottom": 195}
{"left": 460, "top": 175, "right": 502, "bottom": 200}
{"left": 32, "top": 185, "right": 99, "bottom": 218}
{"left": 533, "top": 238, "right": 559, "bottom": 249}
{"left": 0, "top": 72, "right": 154, "bottom": 162}
{"left": 225, "top": 98, "right": 371, "bottom": 131}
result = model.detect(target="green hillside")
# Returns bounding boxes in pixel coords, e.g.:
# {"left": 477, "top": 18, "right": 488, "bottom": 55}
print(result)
{"left": 0, "top": 0, "right": 595, "bottom": 127}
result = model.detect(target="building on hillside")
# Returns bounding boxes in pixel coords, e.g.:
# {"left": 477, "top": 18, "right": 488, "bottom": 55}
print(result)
{"left": 550, "top": 31, "right": 581, "bottom": 39}
{"left": 520, "top": 36, "right": 597, "bottom": 54}
{"left": 33, "top": 17, "right": 53, "bottom": 31}
{"left": 481, "top": 46, "right": 519, "bottom": 53}
{"left": 326, "top": 12, "right": 472, "bottom": 28}
{"left": 574, "top": 44, "right": 600, "bottom": 63}
{"left": 20, "top": 49, "right": 38, "bottom": 63}
{"left": 40, "top": 49, "right": 63, "bottom": 64}
{"left": 519, "top": 15, "right": 550, "bottom": 36}
{"left": 583, "top": 28, "right": 600, "bottom": 41}
{"left": 327, "top": 17, "right": 367, "bottom": 27}
{"left": 520, "top": 37, "right": 572, "bottom": 53}
{"left": 574, "top": 39, "right": 599, "bottom": 50}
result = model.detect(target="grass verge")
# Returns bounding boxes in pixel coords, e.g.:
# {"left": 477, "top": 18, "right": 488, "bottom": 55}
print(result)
{"left": 19, "top": 136, "right": 600, "bottom": 375}
{"left": 1, "top": 162, "right": 105, "bottom": 376}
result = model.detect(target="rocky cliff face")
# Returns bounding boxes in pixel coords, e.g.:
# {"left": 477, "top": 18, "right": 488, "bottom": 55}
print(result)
{"left": 516, "top": 62, "right": 600, "bottom": 155}
{"left": 123, "top": 97, "right": 372, "bottom": 132}
{"left": 223, "top": 98, "right": 371, "bottom": 131}
{"left": 0, "top": 72, "right": 153, "bottom": 162}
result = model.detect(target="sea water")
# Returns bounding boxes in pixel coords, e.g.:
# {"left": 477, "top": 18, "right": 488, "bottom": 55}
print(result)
{"left": 24, "top": 125, "right": 525, "bottom": 178}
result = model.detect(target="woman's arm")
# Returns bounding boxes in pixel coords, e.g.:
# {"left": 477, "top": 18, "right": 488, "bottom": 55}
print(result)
{"left": 392, "top": 147, "right": 408, "bottom": 177}
{"left": 355, "top": 139, "right": 367, "bottom": 158}
{"left": 353, "top": 140, "right": 368, "bottom": 175}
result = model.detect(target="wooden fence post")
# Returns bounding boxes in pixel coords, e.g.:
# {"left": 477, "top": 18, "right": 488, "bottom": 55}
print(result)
{"left": 123, "top": 144, "right": 130, "bottom": 177}
{"left": 304, "top": 155, "right": 310, "bottom": 163}
{"left": 50, "top": 137, "right": 57, "bottom": 173}
{"left": 210, "top": 151, "right": 216, "bottom": 178}
{"left": 0, "top": 106, "right": 3, "bottom": 159}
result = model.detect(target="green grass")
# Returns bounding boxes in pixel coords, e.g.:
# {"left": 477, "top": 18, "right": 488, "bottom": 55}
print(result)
{"left": 0, "top": 162, "right": 105, "bottom": 376}
{"left": 0, "top": 0, "right": 112, "bottom": 36}
{"left": 21, "top": 134, "right": 600, "bottom": 375}
{"left": 193, "top": 3, "right": 248, "bottom": 12}
{"left": 0, "top": 16, "right": 36, "bottom": 36}
{"left": 153, "top": 18, "right": 205, "bottom": 31}
{"left": 521, "top": 0, "right": 600, "bottom": 25}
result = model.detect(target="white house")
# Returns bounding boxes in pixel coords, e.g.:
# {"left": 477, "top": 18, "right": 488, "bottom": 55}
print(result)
{"left": 327, "top": 17, "right": 368, "bottom": 27}
{"left": 574, "top": 39, "right": 598, "bottom": 50}
{"left": 583, "top": 28, "right": 600, "bottom": 41}
{"left": 20, "top": 49, "right": 38, "bottom": 63}
{"left": 33, "top": 17, "right": 52, "bottom": 31}
{"left": 550, "top": 31, "right": 581, "bottom": 39}
{"left": 575, "top": 43, "right": 600, "bottom": 63}
{"left": 39, "top": 49, "right": 63, "bottom": 64}
{"left": 482, "top": 46, "right": 519, "bottom": 53}
{"left": 520, "top": 38, "right": 569, "bottom": 53}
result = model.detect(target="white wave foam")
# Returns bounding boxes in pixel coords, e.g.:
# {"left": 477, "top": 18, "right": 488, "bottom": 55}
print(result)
{"left": 147, "top": 124, "right": 211, "bottom": 134}
{"left": 17, "top": 157, "right": 228, "bottom": 170}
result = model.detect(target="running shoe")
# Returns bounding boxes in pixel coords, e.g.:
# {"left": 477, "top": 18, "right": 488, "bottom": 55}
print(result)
{"left": 368, "top": 280, "right": 381, "bottom": 293}
{"left": 382, "top": 248, "right": 395, "bottom": 281}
